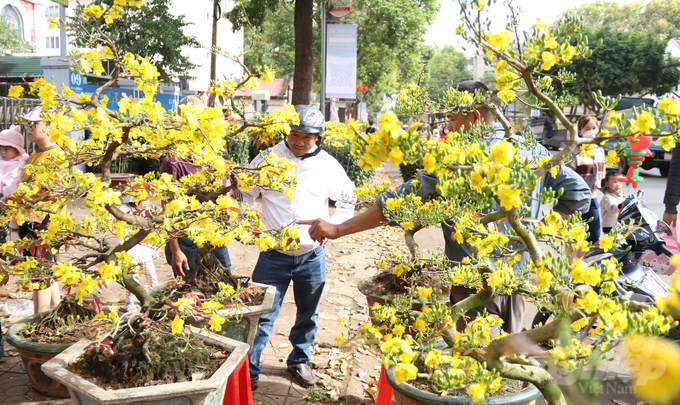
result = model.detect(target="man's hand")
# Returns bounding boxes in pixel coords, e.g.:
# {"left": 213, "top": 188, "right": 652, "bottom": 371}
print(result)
{"left": 297, "top": 219, "right": 340, "bottom": 242}
{"left": 171, "top": 249, "right": 190, "bottom": 277}
{"left": 663, "top": 212, "right": 677, "bottom": 229}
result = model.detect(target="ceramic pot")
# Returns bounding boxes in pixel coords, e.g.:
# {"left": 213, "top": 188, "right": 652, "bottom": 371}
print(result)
{"left": 384, "top": 365, "right": 542, "bottom": 405}
{"left": 5, "top": 312, "right": 73, "bottom": 397}
{"left": 42, "top": 327, "right": 251, "bottom": 405}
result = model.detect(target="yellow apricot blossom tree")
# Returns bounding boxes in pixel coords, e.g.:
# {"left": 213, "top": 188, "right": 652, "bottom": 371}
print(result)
{"left": 3, "top": 1, "right": 299, "bottom": 330}
{"left": 337, "top": 1, "right": 680, "bottom": 404}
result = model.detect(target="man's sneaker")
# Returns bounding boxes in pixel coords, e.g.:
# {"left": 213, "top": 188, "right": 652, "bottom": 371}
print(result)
{"left": 251, "top": 380, "right": 258, "bottom": 391}
{"left": 287, "top": 363, "right": 317, "bottom": 386}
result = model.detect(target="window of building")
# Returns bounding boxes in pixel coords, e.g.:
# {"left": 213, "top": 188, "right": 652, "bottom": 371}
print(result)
{"left": 45, "top": 6, "right": 60, "bottom": 18}
{"left": 46, "top": 36, "right": 60, "bottom": 49}
{"left": 2, "top": 5, "right": 24, "bottom": 39}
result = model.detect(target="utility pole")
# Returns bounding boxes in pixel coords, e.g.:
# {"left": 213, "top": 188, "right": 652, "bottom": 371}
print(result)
{"left": 210, "top": 0, "right": 221, "bottom": 82}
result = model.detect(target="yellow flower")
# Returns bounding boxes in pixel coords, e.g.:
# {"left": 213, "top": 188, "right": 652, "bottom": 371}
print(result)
{"left": 413, "top": 317, "right": 426, "bottom": 332}
{"left": 335, "top": 333, "right": 344, "bottom": 346}
{"left": 541, "top": 51, "right": 559, "bottom": 71}
{"left": 394, "top": 362, "right": 418, "bottom": 385}
{"left": 169, "top": 314, "right": 184, "bottom": 335}
{"left": 657, "top": 136, "right": 675, "bottom": 152}
{"left": 560, "top": 45, "right": 577, "bottom": 62}
{"left": 486, "top": 30, "right": 511, "bottom": 51}
{"left": 489, "top": 140, "right": 516, "bottom": 165}
{"left": 417, "top": 286, "right": 432, "bottom": 300}
{"left": 392, "top": 324, "right": 405, "bottom": 337}
{"left": 624, "top": 336, "right": 680, "bottom": 404}
{"left": 497, "top": 89, "right": 516, "bottom": 104}
{"left": 599, "top": 234, "right": 614, "bottom": 252}
{"left": 544, "top": 33, "right": 558, "bottom": 49}
{"left": 209, "top": 314, "right": 226, "bottom": 332}
{"left": 403, "top": 222, "right": 415, "bottom": 231}
{"left": 631, "top": 111, "right": 656, "bottom": 133}
{"left": 658, "top": 97, "right": 680, "bottom": 116}
{"left": 571, "top": 317, "right": 587, "bottom": 331}
{"left": 423, "top": 153, "right": 436, "bottom": 173}
{"left": 8, "top": 85, "right": 23, "bottom": 98}
{"left": 489, "top": 377, "right": 502, "bottom": 393}
{"left": 607, "top": 111, "right": 624, "bottom": 127}
{"left": 497, "top": 185, "right": 521, "bottom": 211}
{"left": 174, "top": 297, "right": 195, "bottom": 312}
{"left": 531, "top": 18, "right": 548, "bottom": 29}
{"left": 388, "top": 148, "right": 404, "bottom": 166}
{"left": 467, "top": 382, "right": 487, "bottom": 402}
{"left": 605, "top": 149, "right": 620, "bottom": 166}
{"left": 535, "top": 269, "right": 553, "bottom": 290}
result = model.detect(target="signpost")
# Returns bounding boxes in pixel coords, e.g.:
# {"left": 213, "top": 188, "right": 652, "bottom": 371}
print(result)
{"left": 320, "top": 1, "right": 355, "bottom": 121}
{"left": 325, "top": 24, "right": 357, "bottom": 99}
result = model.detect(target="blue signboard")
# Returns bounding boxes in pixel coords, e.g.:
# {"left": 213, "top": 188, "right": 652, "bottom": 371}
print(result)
{"left": 82, "top": 84, "right": 178, "bottom": 113}
{"left": 69, "top": 71, "right": 84, "bottom": 93}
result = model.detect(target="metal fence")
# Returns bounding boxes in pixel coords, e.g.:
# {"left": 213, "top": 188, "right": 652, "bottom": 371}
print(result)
{"left": 0, "top": 96, "right": 43, "bottom": 154}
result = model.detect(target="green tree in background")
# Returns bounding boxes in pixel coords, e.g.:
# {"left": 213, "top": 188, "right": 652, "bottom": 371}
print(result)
{"left": 69, "top": 0, "right": 200, "bottom": 82}
{"left": 0, "top": 22, "right": 33, "bottom": 53}
{"left": 424, "top": 45, "right": 469, "bottom": 101}
{"left": 559, "top": 0, "right": 680, "bottom": 40}
{"left": 239, "top": 0, "right": 439, "bottom": 112}
{"left": 228, "top": 0, "right": 315, "bottom": 105}
{"left": 554, "top": 26, "right": 680, "bottom": 114}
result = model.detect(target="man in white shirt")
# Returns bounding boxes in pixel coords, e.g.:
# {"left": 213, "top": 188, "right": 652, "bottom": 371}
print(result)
{"left": 238, "top": 105, "right": 356, "bottom": 389}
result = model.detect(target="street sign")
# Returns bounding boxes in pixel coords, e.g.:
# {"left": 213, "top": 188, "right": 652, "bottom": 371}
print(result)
{"left": 328, "top": 0, "right": 351, "bottom": 18}
{"left": 69, "top": 71, "right": 84, "bottom": 93}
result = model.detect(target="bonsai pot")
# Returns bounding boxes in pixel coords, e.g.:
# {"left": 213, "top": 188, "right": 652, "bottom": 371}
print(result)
{"left": 182, "top": 281, "right": 276, "bottom": 350}
{"left": 42, "top": 327, "right": 250, "bottom": 405}
{"left": 357, "top": 274, "right": 451, "bottom": 311}
{"left": 384, "top": 365, "right": 542, "bottom": 405}
{"left": 5, "top": 312, "right": 74, "bottom": 398}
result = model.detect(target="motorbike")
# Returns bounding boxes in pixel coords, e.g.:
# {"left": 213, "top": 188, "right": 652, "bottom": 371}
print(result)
{"left": 533, "top": 192, "right": 678, "bottom": 338}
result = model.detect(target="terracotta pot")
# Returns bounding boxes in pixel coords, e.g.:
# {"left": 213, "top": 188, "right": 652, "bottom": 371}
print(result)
{"left": 5, "top": 312, "right": 73, "bottom": 398}
{"left": 384, "top": 365, "right": 542, "bottom": 405}
{"left": 42, "top": 327, "right": 250, "bottom": 405}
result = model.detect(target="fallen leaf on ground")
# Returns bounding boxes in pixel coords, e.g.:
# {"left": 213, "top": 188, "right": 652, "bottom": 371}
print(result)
{"left": 277, "top": 343, "right": 291, "bottom": 349}
{"left": 365, "top": 387, "right": 376, "bottom": 399}
{"left": 192, "top": 372, "right": 205, "bottom": 381}
{"left": 612, "top": 400, "right": 632, "bottom": 405}
{"left": 212, "top": 351, "right": 228, "bottom": 359}
{"left": 277, "top": 330, "right": 290, "bottom": 337}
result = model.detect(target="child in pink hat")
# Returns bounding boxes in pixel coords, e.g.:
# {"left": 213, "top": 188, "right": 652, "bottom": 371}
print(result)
{"left": 0, "top": 125, "right": 29, "bottom": 240}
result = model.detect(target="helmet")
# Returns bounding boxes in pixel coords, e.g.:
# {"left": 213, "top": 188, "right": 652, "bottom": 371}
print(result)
{"left": 290, "top": 105, "right": 324, "bottom": 136}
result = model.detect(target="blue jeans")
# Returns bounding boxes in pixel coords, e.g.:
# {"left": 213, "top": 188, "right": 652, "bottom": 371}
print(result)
{"left": 164, "top": 236, "right": 231, "bottom": 281}
{"left": 583, "top": 198, "right": 601, "bottom": 244}
{"left": 249, "top": 245, "right": 326, "bottom": 382}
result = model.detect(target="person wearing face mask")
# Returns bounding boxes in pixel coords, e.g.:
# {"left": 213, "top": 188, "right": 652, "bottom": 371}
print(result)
{"left": 568, "top": 115, "right": 606, "bottom": 255}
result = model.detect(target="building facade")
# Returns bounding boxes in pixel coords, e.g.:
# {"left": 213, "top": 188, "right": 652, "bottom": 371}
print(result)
{"left": 0, "top": 0, "right": 244, "bottom": 92}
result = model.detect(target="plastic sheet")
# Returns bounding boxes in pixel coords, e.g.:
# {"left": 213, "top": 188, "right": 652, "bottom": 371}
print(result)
{"left": 3, "top": 299, "right": 34, "bottom": 317}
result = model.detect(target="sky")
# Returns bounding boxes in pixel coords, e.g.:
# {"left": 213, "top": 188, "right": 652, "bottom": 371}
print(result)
{"left": 426, "top": 0, "right": 638, "bottom": 53}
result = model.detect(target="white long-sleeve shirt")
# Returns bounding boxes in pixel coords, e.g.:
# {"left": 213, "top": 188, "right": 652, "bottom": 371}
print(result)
{"left": 238, "top": 141, "right": 356, "bottom": 256}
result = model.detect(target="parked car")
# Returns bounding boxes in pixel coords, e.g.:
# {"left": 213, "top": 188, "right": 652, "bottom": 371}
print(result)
{"left": 605, "top": 120, "right": 674, "bottom": 177}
